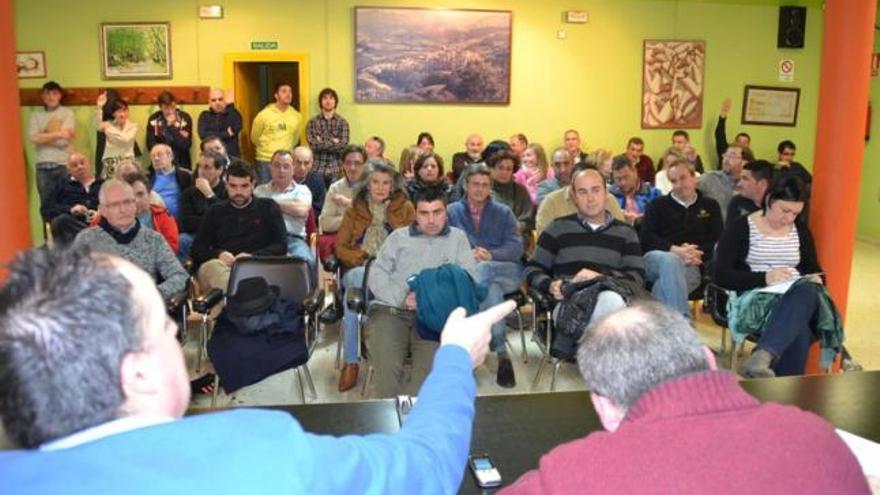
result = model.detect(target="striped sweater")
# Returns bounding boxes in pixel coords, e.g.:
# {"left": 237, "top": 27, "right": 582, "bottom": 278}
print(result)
{"left": 525, "top": 213, "right": 644, "bottom": 293}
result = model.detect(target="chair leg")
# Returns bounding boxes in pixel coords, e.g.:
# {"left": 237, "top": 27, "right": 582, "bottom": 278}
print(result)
{"left": 210, "top": 374, "right": 220, "bottom": 409}
{"left": 302, "top": 363, "right": 317, "bottom": 400}
{"left": 335, "top": 328, "right": 343, "bottom": 370}
{"left": 295, "top": 368, "right": 306, "bottom": 404}
{"left": 197, "top": 314, "right": 209, "bottom": 373}
{"left": 360, "top": 365, "right": 374, "bottom": 398}
{"left": 550, "top": 359, "right": 562, "bottom": 392}
{"left": 531, "top": 355, "right": 549, "bottom": 391}
{"left": 517, "top": 308, "right": 527, "bottom": 364}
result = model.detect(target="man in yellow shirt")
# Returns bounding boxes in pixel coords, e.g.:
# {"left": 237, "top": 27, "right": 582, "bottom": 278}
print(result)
{"left": 250, "top": 81, "right": 301, "bottom": 184}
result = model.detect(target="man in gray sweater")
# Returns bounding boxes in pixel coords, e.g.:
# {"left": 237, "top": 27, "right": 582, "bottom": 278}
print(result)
{"left": 74, "top": 179, "right": 187, "bottom": 299}
{"left": 366, "top": 187, "right": 477, "bottom": 398}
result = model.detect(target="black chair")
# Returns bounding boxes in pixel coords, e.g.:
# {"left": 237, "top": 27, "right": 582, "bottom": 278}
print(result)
{"left": 526, "top": 287, "right": 573, "bottom": 391}
{"left": 193, "top": 256, "right": 324, "bottom": 405}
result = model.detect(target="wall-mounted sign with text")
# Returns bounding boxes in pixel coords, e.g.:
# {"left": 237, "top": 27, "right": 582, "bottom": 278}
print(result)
{"left": 251, "top": 41, "right": 279, "bottom": 50}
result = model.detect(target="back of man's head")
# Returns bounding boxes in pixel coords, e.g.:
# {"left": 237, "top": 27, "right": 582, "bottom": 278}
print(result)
{"left": 577, "top": 301, "right": 710, "bottom": 411}
{"left": 0, "top": 247, "right": 144, "bottom": 448}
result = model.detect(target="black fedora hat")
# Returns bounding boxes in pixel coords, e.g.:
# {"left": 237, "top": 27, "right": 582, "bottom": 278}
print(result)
{"left": 226, "top": 277, "right": 279, "bottom": 317}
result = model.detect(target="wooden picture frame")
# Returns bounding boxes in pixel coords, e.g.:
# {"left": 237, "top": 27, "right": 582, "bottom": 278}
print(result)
{"left": 16, "top": 51, "right": 47, "bottom": 79}
{"left": 354, "top": 7, "right": 512, "bottom": 104}
{"left": 100, "top": 22, "right": 172, "bottom": 80}
{"left": 741, "top": 85, "right": 800, "bottom": 127}
{"left": 641, "top": 40, "right": 705, "bottom": 129}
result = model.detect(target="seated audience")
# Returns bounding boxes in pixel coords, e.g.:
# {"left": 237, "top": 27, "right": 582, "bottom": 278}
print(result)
{"left": 514, "top": 143, "right": 554, "bottom": 205}
{"left": 319, "top": 145, "right": 367, "bottom": 235}
{"left": 670, "top": 129, "right": 704, "bottom": 173}
{"left": 526, "top": 168, "right": 644, "bottom": 327}
{"left": 699, "top": 144, "right": 753, "bottom": 223}
{"left": 73, "top": 179, "right": 186, "bottom": 299}
{"left": 508, "top": 133, "right": 528, "bottom": 157}
{"left": 535, "top": 152, "right": 624, "bottom": 234}
{"left": 653, "top": 146, "right": 687, "bottom": 194}
{"left": 641, "top": 160, "right": 723, "bottom": 316}
{"left": 201, "top": 134, "right": 248, "bottom": 168}
{"left": 180, "top": 150, "right": 229, "bottom": 259}
{"left": 587, "top": 148, "right": 614, "bottom": 185}
{"left": 714, "top": 176, "right": 843, "bottom": 377}
{"left": 398, "top": 145, "right": 423, "bottom": 182}
{"left": 563, "top": 129, "right": 588, "bottom": 165}
{"left": 451, "top": 133, "right": 484, "bottom": 182}
{"left": 537, "top": 146, "right": 574, "bottom": 206}
{"left": 146, "top": 91, "right": 193, "bottom": 170}
{"left": 728, "top": 159, "right": 774, "bottom": 222}
{"left": 416, "top": 131, "right": 435, "bottom": 152}
{"left": 95, "top": 92, "right": 137, "bottom": 179}
{"left": 42, "top": 152, "right": 102, "bottom": 247}
{"left": 291, "top": 145, "right": 326, "bottom": 215}
{"left": 365, "top": 135, "right": 385, "bottom": 159}
{"left": 609, "top": 160, "right": 661, "bottom": 225}
{"left": 147, "top": 143, "right": 193, "bottom": 221}
{"left": 121, "top": 171, "right": 180, "bottom": 255}
{"left": 365, "top": 187, "right": 477, "bottom": 398}
{"left": 448, "top": 163, "right": 524, "bottom": 388}
{"left": 197, "top": 89, "right": 243, "bottom": 158}
{"left": 613, "top": 137, "right": 655, "bottom": 185}
{"left": 776, "top": 140, "right": 812, "bottom": 222}
{"left": 254, "top": 150, "right": 315, "bottom": 268}
{"left": 488, "top": 150, "right": 534, "bottom": 235}
{"left": 407, "top": 152, "right": 452, "bottom": 201}
{"left": 335, "top": 161, "right": 415, "bottom": 392}
{"left": 714, "top": 97, "right": 751, "bottom": 165}
{"left": 0, "top": 245, "right": 517, "bottom": 494}
{"left": 501, "top": 302, "right": 868, "bottom": 494}
{"left": 191, "top": 163, "right": 287, "bottom": 292}
{"left": 306, "top": 87, "right": 350, "bottom": 188}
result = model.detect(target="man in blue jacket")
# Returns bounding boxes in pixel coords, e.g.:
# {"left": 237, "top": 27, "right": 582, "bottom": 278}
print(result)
{"left": 0, "top": 246, "right": 514, "bottom": 494}
{"left": 448, "top": 163, "right": 524, "bottom": 388}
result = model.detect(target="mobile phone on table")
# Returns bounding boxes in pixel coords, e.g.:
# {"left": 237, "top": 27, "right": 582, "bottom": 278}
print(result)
{"left": 469, "top": 454, "right": 502, "bottom": 488}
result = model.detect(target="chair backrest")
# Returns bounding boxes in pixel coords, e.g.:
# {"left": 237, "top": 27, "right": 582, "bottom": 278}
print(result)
{"left": 228, "top": 256, "right": 313, "bottom": 303}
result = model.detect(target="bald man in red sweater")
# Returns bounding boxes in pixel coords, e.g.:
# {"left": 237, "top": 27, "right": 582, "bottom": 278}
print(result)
{"left": 501, "top": 301, "right": 869, "bottom": 495}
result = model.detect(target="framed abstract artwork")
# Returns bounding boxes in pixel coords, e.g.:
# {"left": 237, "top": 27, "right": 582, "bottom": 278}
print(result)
{"left": 100, "top": 22, "right": 172, "bottom": 79}
{"left": 355, "top": 7, "right": 512, "bottom": 104}
{"left": 642, "top": 40, "right": 705, "bottom": 129}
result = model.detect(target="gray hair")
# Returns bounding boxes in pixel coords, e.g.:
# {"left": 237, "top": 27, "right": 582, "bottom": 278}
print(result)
{"left": 98, "top": 178, "right": 133, "bottom": 205}
{"left": 355, "top": 158, "right": 407, "bottom": 201}
{"left": 577, "top": 301, "right": 710, "bottom": 410}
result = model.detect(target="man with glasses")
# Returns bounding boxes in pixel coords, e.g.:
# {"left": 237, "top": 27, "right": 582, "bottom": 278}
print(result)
{"left": 698, "top": 144, "right": 754, "bottom": 222}
{"left": 73, "top": 179, "right": 186, "bottom": 299}
{"left": 255, "top": 150, "right": 315, "bottom": 269}
{"left": 191, "top": 162, "right": 287, "bottom": 292}
{"left": 198, "top": 88, "right": 244, "bottom": 158}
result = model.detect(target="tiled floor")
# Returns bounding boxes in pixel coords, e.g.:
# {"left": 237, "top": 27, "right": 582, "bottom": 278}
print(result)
{"left": 190, "top": 239, "right": 880, "bottom": 409}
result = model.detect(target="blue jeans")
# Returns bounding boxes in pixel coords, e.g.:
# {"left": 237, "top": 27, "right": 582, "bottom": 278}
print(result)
{"left": 287, "top": 235, "right": 316, "bottom": 272}
{"left": 644, "top": 250, "right": 702, "bottom": 316}
{"left": 759, "top": 282, "right": 821, "bottom": 376}
{"left": 178, "top": 233, "right": 194, "bottom": 262}
{"left": 475, "top": 261, "right": 523, "bottom": 356}
{"left": 255, "top": 160, "right": 271, "bottom": 185}
{"left": 35, "top": 162, "right": 67, "bottom": 212}
{"left": 341, "top": 266, "right": 366, "bottom": 364}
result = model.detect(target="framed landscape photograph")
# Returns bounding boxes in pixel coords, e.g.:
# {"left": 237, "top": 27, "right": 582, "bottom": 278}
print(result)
{"left": 16, "top": 51, "right": 47, "bottom": 79}
{"left": 100, "top": 22, "right": 172, "bottom": 79}
{"left": 642, "top": 40, "right": 705, "bottom": 129}
{"left": 355, "top": 7, "right": 512, "bottom": 104}
{"left": 741, "top": 85, "right": 800, "bottom": 126}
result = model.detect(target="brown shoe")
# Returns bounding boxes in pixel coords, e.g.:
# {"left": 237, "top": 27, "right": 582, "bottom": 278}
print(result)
{"left": 338, "top": 363, "right": 360, "bottom": 392}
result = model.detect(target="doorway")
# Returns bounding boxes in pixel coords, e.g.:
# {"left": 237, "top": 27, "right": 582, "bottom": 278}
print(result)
{"left": 224, "top": 52, "right": 310, "bottom": 164}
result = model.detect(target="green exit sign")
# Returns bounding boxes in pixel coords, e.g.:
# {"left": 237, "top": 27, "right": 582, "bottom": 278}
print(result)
{"left": 251, "top": 41, "right": 278, "bottom": 50}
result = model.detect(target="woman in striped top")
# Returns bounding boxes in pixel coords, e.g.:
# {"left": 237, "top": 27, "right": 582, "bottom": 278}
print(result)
{"left": 714, "top": 176, "right": 842, "bottom": 378}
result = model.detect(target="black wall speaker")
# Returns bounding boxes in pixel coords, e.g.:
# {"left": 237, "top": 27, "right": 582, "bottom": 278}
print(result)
{"left": 778, "top": 6, "right": 807, "bottom": 49}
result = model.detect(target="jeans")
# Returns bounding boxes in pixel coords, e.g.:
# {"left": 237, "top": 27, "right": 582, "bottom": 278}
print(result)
{"left": 341, "top": 266, "right": 366, "bottom": 364}
{"left": 254, "top": 160, "right": 271, "bottom": 185}
{"left": 475, "top": 261, "right": 523, "bottom": 356}
{"left": 644, "top": 250, "right": 702, "bottom": 316}
{"left": 36, "top": 163, "right": 67, "bottom": 213}
{"left": 178, "top": 233, "right": 194, "bottom": 262}
{"left": 287, "top": 235, "right": 316, "bottom": 272}
{"left": 758, "top": 282, "right": 821, "bottom": 376}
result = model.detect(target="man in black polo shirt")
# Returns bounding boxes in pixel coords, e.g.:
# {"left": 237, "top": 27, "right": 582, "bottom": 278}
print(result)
{"left": 42, "top": 152, "right": 103, "bottom": 246}
{"left": 641, "top": 159, "right": 722, "bottom": 317}
{"left": 191, "top": 162, "right": 287, "bottom": 291}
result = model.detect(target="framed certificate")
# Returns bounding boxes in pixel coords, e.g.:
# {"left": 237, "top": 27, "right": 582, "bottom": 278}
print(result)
{"left": 741, "top": 85, "right": 800, "bottom": 126}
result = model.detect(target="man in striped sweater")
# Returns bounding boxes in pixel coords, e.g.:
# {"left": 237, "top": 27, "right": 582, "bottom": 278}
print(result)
{"left": 525, "top": 168, "right": 644, "bottom": 326}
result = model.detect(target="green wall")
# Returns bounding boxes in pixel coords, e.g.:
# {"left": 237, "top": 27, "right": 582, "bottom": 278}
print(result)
{"left": 856, "top": 8, "right": 880, "bottom": 241}
{"left": 16, "top": 0, "right": 826, "bottom": 242}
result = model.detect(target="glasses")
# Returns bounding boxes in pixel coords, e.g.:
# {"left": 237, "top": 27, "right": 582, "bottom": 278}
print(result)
{"left": 103, "top": 198, "right": 136, "bottom": 210}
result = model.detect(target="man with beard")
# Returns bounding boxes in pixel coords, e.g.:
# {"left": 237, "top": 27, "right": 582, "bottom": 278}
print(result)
{"left": 191, "top": 162, "right": 287, "bottom": 292}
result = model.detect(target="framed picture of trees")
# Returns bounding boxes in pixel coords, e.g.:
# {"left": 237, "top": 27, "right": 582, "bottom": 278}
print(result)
{"left": 100, "top": 22, "right": 172, "bottom": 80}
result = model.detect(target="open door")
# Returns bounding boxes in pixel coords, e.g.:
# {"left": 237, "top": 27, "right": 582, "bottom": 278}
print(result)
{"left": 224, "top": 52, "right": 310, "bottom": 164}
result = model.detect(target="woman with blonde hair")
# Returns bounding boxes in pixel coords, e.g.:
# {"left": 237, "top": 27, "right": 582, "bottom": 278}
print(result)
{"left": 514, "top": 143, "right": 554, "bottom": 205}
{"left": 397, "top": 145, "right": 422, "bottom": 182}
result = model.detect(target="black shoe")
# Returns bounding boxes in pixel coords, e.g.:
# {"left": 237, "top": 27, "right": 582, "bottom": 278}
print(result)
{"left": 319, "top": 303, "right": 342, "bottom": 324}
{"left": 496, "top": 357, "right": 516, "bottom": 388}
